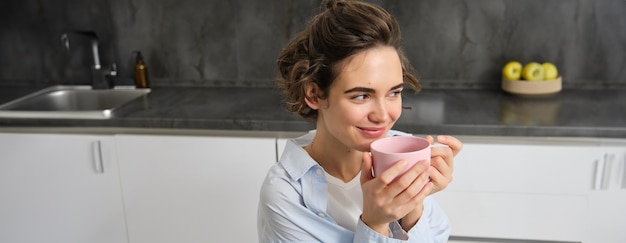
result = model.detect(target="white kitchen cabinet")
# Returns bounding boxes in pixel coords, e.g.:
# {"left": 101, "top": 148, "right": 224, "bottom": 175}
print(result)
{"left": 0, "top": 133, "right": 128, "bottom": 243}
{"left": 585, "top": 141, "right": 626, "bottom": 242}
{"left": 445, "top": 139, "right": 600, "bottom": 195}
{"left": 115, "top": 134, "right": 276, "bottom": 243}
{"left": 433, "top": 137, "right": 605, "bottom": 242}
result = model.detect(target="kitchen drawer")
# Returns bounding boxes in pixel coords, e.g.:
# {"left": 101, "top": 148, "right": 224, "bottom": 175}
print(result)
{"left": 449, "top": 141, "right": 600, "bottom": 195}
{"left": 435, "top": 191, "right": 586, "bottom": 242}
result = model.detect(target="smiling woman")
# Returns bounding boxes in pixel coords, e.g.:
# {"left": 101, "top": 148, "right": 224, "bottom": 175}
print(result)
{"left": 275, "top": 0, "right": 420, "bottom": 121}
{"left": 257, "top": 0, "right": 463, "bottom": 242}
{"left": 308, "top": 46, "right": 405, "bottom": 152}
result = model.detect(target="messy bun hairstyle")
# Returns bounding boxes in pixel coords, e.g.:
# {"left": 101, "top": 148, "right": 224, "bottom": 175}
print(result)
{"left": 276, "top": 0, "right": 420, "bottom": 120}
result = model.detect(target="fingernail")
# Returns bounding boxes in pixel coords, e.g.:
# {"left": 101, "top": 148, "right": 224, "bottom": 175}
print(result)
{"left": 437, "top": 135, "right": 446, "bottom": 141}
{"left": 400, "top": 159, "right": 408, "bottom": 167}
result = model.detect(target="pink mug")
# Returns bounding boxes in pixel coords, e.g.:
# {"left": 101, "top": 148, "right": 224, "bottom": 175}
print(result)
{"left": 370, "top": 136, "right": 431, "bottom": 178}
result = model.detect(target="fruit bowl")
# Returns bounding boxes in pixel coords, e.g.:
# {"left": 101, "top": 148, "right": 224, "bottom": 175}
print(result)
{"left": 501, "top": 76, "right": 562, "bottom": 96}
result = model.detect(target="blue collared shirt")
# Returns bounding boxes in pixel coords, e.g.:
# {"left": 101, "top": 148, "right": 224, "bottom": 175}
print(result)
{"left": 258, "top": 130, "right": 450, "bottom": 242}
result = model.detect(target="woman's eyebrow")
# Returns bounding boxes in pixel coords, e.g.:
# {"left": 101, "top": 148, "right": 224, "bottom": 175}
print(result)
{"left": 344, "top": 83, "right": 404, "bottom": 94}
{"left": 389, "top": 83, "right": 404, "bottom": 90}
{"left": 344, "top": 87, "right": 374, "bottom": 94}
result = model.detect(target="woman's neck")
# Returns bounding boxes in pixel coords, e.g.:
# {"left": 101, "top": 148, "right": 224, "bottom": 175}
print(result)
{"left": 306, "top": 130, "right": 363, "bottom": 183}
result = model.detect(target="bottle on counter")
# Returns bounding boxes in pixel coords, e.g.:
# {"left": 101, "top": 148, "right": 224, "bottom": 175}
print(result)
{"left": 133, "top": 51, "right": 150, "bottom": 88}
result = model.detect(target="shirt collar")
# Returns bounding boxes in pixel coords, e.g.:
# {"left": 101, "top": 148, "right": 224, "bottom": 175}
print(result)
{"left": 279, "top": 131, "right": 320, "bottom": 181}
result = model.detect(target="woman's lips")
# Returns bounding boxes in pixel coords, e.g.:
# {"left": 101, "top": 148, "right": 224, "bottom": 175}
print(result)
{"left": 359, "top": 127, "right": 386, "bottom": 138}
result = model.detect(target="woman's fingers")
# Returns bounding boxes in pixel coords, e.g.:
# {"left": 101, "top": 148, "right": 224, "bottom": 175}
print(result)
{"left": 426, "top": 135, "right": 435, "bottom": 145}
{"left": 427, "top": 135, "right": 463, "bottom": 193}
{"left": 392, "top": 164, "right": 432, "bottom": 205}
{"left": 426, "top": 135, "right": 463, "bottom": 157}
{"left": 363, "top": 157, "right": 430, "bottom": 201}
{"left": 360, "top": 152, "right": 375, "bottom": 184}
{"left": 384, "top": 159, "right": 428, "bottom": 192}
{"left": 437, "top": 135, "right": 463, "bottom": 156}
{"left": 431, "top": 145, "right": 453, "bottom": 172}
{"left": 362, "top": 153, "right": 416, "bottom": 193}
{"left": 376, "top": 159, "right": 409, "bottom": 187}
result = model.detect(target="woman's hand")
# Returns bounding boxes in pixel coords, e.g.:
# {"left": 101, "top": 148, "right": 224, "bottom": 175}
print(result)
{"left": 359, "top": 152, "right": 433, "bottom": 236}
{"left": 399, "top": 135, "right": 463, "bottom": 231}
{"left": 426, "top": 135, "right": 463, "bottom": 194}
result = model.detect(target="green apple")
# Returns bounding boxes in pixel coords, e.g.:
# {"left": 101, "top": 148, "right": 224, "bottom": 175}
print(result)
{"left": 542, "top": 62, "right": 558, "bottom": 80}
{"left": 502, "top": 61, "right": 522, "bottom": 80}
{"left": 522, "top": 62, "right": 545, "bottom": 81}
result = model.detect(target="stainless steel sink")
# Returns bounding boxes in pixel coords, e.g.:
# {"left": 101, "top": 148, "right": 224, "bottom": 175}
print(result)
{"left": 0, "top": 85, "right": 150, "bottom": 119}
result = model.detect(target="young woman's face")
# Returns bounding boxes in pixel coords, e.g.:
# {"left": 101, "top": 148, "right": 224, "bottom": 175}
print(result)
{"left": 318, "top": 46, "right": 404, "bottom": 152}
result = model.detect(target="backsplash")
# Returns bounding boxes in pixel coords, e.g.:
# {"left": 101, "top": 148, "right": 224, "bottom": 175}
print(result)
{"left": 1, "top": 0, "right": 624, "bottom": 89}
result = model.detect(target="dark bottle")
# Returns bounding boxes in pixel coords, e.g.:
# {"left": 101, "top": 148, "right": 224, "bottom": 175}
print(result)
{"left": 134, "top": 51, "right": 150, "bottom": 88}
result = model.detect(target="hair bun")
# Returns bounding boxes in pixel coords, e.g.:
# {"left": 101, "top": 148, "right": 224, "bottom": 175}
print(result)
{"left": 322, "top": 0, "right": 347, "bottom": 10}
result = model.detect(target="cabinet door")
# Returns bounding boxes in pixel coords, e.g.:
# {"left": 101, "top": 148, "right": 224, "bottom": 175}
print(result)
{"left": 116, "top": 134, "right": 276, "bottom": 243}
{"left": 586, "top": 142, "right": 626, "bottom": 242}
{"left": 448, "top": 139, "right": 600, "bottom": 195}
{"left": 435, "top": 190, "right": 587, "bottom": 242}
{"left": 434, "top": 137, "right": 602, "bottom": 242}
{"left": 0, "top": 133, "right": 128, "bottom": 243}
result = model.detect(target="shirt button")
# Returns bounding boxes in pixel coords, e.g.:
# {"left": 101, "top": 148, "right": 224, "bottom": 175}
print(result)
{"left": 317, "top": 212, "right": 325, "bottom": 217}
{"left": 316, "top": 168, "right": 323, "bottom": 175}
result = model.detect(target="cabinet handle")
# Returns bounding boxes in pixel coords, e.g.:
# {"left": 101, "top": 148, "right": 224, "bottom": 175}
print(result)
{"left": 92, "top": 140, "right": 104, "bottom": 174}
{"left": 620, "top": 155, "right": 626, "bottom": 189}
{"left": 621, "top": 154, "right": 626, "bottom": 190}
{"left": 602, "top": 153, "right": 614, "bottom": 190}
{"left": 622, "top": 161, "right": 626, "bottom": 189}
{"left": 594, "top": 159, "right": 605, "bottom": 190}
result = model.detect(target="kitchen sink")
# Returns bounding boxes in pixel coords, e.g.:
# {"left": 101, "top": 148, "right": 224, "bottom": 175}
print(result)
{"left": 0, "top": 85, "right": 150, "bottom": 119}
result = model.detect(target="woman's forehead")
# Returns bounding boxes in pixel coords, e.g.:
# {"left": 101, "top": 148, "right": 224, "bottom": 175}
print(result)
{"left": 331, "top": 46, "right": 403, "bottom": 91}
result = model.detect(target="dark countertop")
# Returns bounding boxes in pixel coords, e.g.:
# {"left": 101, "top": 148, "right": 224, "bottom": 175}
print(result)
{"left": 1, "top": 85, "right": 625, "bottom": 138}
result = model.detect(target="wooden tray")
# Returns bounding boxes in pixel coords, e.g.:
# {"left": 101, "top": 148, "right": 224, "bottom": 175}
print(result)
{"left": 501, "top": 76, "right": 562, "bottom": 96}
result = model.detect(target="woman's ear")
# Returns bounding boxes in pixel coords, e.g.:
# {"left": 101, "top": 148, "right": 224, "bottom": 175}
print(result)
{"left": 304, "top": 83, "right": 322, "bottom": 110}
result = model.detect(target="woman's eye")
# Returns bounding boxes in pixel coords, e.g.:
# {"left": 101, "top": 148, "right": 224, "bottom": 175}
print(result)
{"left": 390, "top": 90, "right": 402, "bottom": 97}
{"left": 352, "top": 94, "right": 369, "bottom": 101}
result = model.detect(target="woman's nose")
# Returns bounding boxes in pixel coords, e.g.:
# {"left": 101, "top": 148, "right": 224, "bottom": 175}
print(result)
{"left": 368, "top": 99, "right": 389, "bottom": 123}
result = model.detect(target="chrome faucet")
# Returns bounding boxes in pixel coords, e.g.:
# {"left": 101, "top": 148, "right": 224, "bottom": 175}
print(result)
{"left": 61, "top": 31, "right": 117, "bottom": 89}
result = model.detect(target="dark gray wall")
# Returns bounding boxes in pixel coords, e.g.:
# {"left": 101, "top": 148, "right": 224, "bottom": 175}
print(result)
{"left": 1, "top": 0, "right": 625, "bottom": 89}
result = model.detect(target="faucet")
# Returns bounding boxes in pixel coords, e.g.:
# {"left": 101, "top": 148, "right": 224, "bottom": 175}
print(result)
{"left": 61, "top": 31, "right": 117, "bottom": 89}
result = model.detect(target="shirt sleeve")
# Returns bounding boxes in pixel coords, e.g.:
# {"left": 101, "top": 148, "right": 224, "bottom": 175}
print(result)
{"left": 353, "top": 219, "right": 409, "bottom": 242}
{"left": 353, "top": 197, "right": 450, "bottom": 242}
{"left": 354, "top": 216, "right": 449, "bottom": 243}
{"left": 405, "top": 197, "right": 451, "bottom": 242}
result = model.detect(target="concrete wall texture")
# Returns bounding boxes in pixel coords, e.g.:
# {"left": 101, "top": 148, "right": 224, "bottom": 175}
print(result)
{"left": 1, "top": 0, "right": 624, "bottom": 89}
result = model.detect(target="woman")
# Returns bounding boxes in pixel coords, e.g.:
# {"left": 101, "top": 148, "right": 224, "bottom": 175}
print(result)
{"left": 258, "top": 0, "right": 463, "bottom": 242}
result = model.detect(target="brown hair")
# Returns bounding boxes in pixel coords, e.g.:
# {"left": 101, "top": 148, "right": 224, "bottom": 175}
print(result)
{"left": 276, "top": 0, "right": 420, "bottom": 120}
